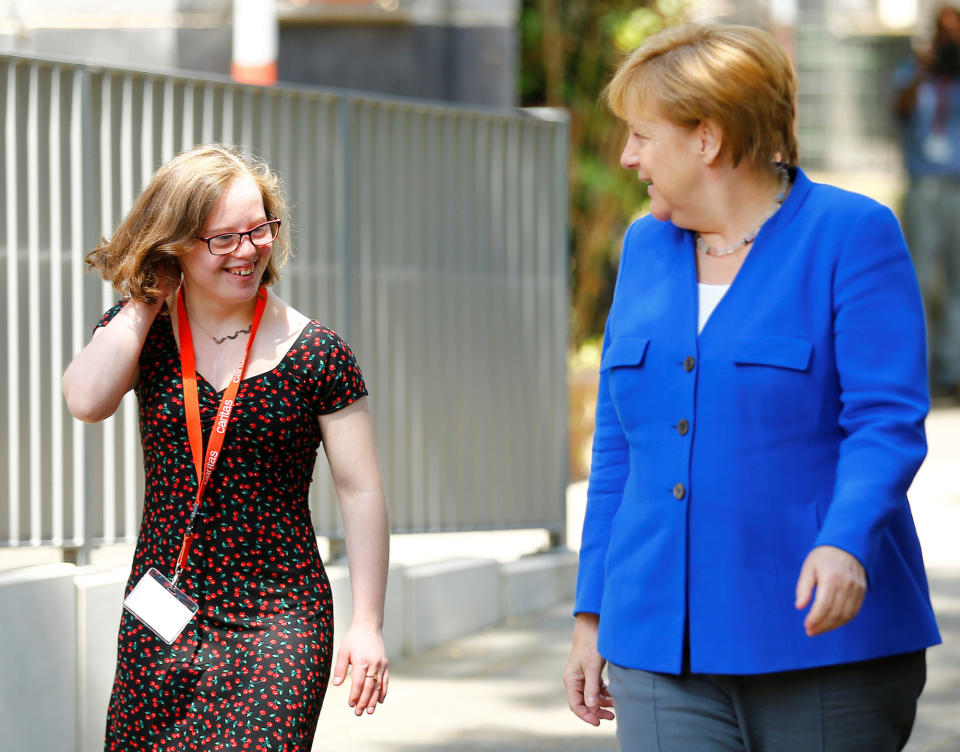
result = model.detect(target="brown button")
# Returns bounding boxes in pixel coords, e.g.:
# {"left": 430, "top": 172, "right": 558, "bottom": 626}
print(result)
{"left": 677, "top": 419, "right": 689, "bottom": 436}
{"left": 673, "top": 483, "right": 686, "bottom": 500}
{"left": 684, "top": 356, "right": 696, "bottom": 372}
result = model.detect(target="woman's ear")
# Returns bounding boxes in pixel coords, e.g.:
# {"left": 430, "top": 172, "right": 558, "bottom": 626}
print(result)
{"left": 696, "top": 119, "right": 723, "bottom": 165}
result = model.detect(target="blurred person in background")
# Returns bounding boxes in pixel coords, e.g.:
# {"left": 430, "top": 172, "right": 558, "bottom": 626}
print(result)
{"left": 894, "top": 4, "right": 960, "bottom": 402}
{"left": 563, "top": 22, "right": 940, "bottom": 752}
{"left": 62, "top": 144, "right": 390, "bottom": 751}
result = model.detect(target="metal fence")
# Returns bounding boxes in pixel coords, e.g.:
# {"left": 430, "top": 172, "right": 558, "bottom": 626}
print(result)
{"left": 0, "top": 53, "right": 569, "bottom": 552}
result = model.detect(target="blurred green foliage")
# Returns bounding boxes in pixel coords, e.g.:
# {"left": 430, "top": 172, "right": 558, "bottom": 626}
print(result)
{"left": 519, "top": 0, "right": 687, "bottom": 344}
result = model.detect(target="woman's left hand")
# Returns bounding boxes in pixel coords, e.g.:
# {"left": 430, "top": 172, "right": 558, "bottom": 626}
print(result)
{"left": 794, "top": 545, "right": 867, "bottom": 636}
{"left": 331, "top": 621, "right": 389, "bottom": 716}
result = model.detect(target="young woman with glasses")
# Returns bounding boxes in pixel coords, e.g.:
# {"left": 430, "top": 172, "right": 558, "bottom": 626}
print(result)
{"left": 63, "top": 143, "right": 390, "bottom": 751}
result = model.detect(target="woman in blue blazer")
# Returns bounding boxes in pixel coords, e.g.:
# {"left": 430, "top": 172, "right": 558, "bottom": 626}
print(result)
{"left": 562, "top": 23, "right": 941, "bottom": 752}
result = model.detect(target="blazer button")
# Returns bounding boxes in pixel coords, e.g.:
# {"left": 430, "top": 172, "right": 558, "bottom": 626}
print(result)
{"left": 684, "top": 356, "right": 696, "bottom": 372}
{"left": 677, "top": 419, "right": 689, "bottom": 436}
{"left": 673, "top": 483, "right": 686, "bottom": 500}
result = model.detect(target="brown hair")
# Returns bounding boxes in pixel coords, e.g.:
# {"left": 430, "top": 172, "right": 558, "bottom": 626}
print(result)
{"left": 85, "top": 143, "right": 290, "bottom": 303}
{"left": 604, "top": 23, "right": 798, "bottom": 168}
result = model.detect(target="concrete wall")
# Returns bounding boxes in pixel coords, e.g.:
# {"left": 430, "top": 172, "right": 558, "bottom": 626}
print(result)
{"left": 0, "top": 564, "right": 80, "bottom": 752}
{"left": 75, "top": 569, "right": 128, "bottom": 752}
{"left": 0, "top": 548, "right": 576, "bottom": 752}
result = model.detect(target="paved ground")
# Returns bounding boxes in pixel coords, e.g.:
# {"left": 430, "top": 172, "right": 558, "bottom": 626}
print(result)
{"left": 316, "top": 407, "right": 960, "bottom": 752}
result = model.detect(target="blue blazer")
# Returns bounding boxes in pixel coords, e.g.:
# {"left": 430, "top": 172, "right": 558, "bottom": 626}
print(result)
{"left": 575, "top": 168, "right": 941, "bottom": 675}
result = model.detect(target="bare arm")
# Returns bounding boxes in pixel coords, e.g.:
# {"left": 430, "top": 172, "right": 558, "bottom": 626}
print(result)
{"left": 62, "top": 296, "right": 166, "bottom": 423}
{"left": 319, "top": 397, "right": 390, "bottom": 715}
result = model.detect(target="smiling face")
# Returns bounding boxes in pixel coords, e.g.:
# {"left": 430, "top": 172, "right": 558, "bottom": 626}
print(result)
{"left": 620, "top": 101, "right": 704, "bottom": 226}
{"left": 179, "top": 175, "right": 273, "bottom": 305}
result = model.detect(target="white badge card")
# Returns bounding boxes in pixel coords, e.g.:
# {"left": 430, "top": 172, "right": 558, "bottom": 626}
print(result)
{"left": 924, "top": 133, "right": 954, "bottom": 164}
{"left": 123, "top": 567, "right": 198, "bottom": 645}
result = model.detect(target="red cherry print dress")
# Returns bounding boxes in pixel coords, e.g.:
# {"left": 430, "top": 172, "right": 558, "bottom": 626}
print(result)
{"left": 98, "top": 301, "right": 367, "bottom": 752}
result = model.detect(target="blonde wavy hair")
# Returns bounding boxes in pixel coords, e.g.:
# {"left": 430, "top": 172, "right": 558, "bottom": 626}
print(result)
{"left": 86, "top": 144, "right": 291, "bottom": 303}
{"left": 604, "top": 23, "right": 799, "bottom": 168}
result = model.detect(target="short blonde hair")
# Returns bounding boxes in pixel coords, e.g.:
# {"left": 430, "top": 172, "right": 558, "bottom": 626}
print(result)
{"left": 86, "top": 144, "right": 291, "bottom": 303}
{"left": 604, "top": 23, "right": 798, "bottom": 167}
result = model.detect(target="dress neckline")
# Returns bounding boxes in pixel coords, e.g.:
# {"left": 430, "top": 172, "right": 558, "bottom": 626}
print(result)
{"left": 162, "top": 311, "right": 314, "bottom": 395}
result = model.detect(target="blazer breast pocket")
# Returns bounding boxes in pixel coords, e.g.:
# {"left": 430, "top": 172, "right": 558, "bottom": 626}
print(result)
{"left": 600, "top": 337, "right": 651, "bottom": 417}
{"left": 731, "top": 334, "right": 813, "bottom": 372}
{"left": 600, "top": 337, "right": 651, "bottom": 372}
{"left": 731, "top": 334, "right": 815, "bottom": 425}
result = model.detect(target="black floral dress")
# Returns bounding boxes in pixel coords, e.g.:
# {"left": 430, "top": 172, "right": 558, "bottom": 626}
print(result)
{"left": 100, "top": 301, "right": 367, "bottom": 752}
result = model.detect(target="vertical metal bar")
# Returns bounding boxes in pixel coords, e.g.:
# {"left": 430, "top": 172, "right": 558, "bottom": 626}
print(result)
{"left": 392, "top": 106, "right": 412, "bottom": 532}
{"left": 554, "top": 114, "right": 570, "bottom": 536}
{"left": 437, "top": 111, "right": 454, "bottom": 528}
{"left": 270, "top": 92, "right": 289, "bottom": 300}
{"left": 260, "top": 89, "right": 273, "bottom": 163}
{"left": 505, "top": 118, "right": 521, "bottom": 527}
{"left": 120, "top": 73, "right": 137, "bottom": 540}
{"left": 119, "top": 75, "right": 134, "bottom": 209}
{"left": 537, "top": 120, "right": 554, "bottom": 529}
{"left": 521, "top": 122, "right": 536, "bottom": 526}
{"left": 240, "top": 88, "right": 253, "bottom": 154}
{"left": 294, "top": 96, "right": 310, "bottom": 314}
{"left": 423, "top": 109, "right": 441, "bottom": 528}
{"left": 161, "top": 77, "right": 175, "bottom": 164}
{"left": 70, "top": 67, "right": 91, "bottom": 555}
{"left": 26, "top": 63, "right": 42, "bottom": 544}
{"left": 372, "top": 105, "right": 391, "bottom": 521}
{"left": 5, "top": 61, "right": 20, "bottom": 544}
{"left": 202, "top": 82, "right": 215, "bottom": 144}
{"left": 141, "top": 77, "right": 155, "bottom": 191}
{"left": 49, "top": 66, "right": 64, "bottom": 545}
{"left": 489, "top": 117, "right": 506, "bottom": 524}
{"left": 100, "top": 72, "right": 116, "bottom": 544}
{"left": 335, "top": 97, "right": 352, "bottom": 339}
{"left": 403, "top": 107, "right": 424, "bottom": 532}
{"left": 182, "top": 80, "right": 195, "bottom": 149}
{"left": 222, "top": 86, "right": 234, "bottom": 146}
{"left": 475, "top": 116, "right": 494, "bottom": 523}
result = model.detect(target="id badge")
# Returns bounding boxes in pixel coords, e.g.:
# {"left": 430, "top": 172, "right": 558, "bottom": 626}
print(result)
{"left": 924, "top": 133, "right": 954, "bottom": 164}
{"left": 123, "top": 567, "right": 198, "bottom": 644}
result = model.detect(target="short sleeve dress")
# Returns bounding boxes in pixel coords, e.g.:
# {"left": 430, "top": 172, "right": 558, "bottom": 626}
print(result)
{"left": 100, "top": 299, "right": 367, "bottom": 752}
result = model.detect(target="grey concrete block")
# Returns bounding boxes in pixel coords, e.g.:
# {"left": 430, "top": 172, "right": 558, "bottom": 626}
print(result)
{"left": 499, "top": 550, "right": 578, "bottom": 621}
{"left": 0, "top": 564, "right": 79, "bottom": 752}
{"left": 404, "top": 558, "right": 500, "bottom": 655}
{"left": 76, "top": 567, "right": 129, "bottom": 752}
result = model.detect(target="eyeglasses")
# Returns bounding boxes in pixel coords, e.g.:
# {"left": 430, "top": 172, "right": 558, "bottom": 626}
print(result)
{"left": 198, "top": 216, "right": 281, "bottom": 256}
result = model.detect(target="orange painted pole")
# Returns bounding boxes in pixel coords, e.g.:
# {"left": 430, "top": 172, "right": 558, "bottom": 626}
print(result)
{"left": 232, "top": 0, "right": 278, "bottom": 86}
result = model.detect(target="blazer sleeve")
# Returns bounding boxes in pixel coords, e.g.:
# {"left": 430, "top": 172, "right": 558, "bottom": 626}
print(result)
{"left": 574, "top": 226, "right": 634, "bottom": 615}
{"left": 813, "top": 204, "right": 929, "bottom": 576}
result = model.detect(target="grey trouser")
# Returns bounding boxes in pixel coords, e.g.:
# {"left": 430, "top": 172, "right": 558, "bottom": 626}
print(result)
{"left": 607, "top": 650, "right": 925, "bottom": 752}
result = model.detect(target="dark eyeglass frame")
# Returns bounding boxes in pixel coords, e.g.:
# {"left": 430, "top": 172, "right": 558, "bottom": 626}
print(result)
{"left": 198, "top": 214, "right": 282, "bottom": 256}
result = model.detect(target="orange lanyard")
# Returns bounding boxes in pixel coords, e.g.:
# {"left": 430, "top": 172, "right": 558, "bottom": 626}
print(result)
{"left": 171, "top": 286, "right": 268, "bottom": 586}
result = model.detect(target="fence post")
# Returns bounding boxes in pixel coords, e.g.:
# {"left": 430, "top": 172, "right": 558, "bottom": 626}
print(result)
{"left": 336, "top": 96, "right": 353, "bottom": 340}
{"left": 68, "top": 64, "right": 97, "bottom": 568}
